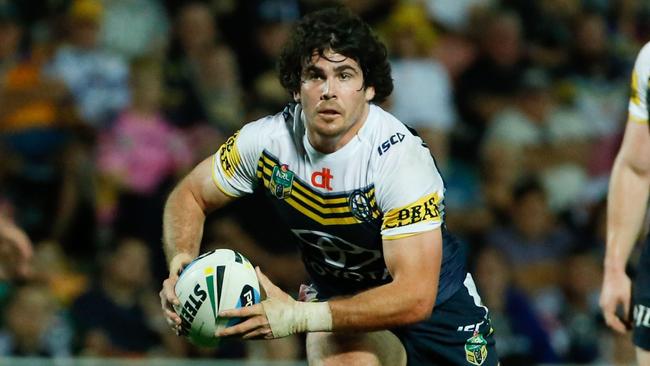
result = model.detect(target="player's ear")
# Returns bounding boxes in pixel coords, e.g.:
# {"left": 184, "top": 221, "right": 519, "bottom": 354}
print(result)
{"left": 364, "top": 86, "right": 375, "bottom": 102}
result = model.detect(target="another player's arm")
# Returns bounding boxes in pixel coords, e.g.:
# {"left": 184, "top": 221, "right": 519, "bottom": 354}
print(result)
{"left": 606, "top": 118, "right": 650, "bottom": 272}
{"left": 601, "top": 117, "right": 650, "bottom": 332}
{"left": 600, "top": 43, "right": 650, "bottom": 334}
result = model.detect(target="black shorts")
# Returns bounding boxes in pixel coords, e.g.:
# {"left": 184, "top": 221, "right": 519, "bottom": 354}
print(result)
{"left": 633, "top": 240, "right": 650, "bottom": 350}
{"left": 302, "top": 273, "right": 499, "bottom": 365}
{"left": 390, "top": 273, "right": 498, "bottom": 366}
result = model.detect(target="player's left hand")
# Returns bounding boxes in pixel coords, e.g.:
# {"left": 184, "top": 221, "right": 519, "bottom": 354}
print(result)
{"left": 217, "top": 266, "right": 294, "bottom": 340}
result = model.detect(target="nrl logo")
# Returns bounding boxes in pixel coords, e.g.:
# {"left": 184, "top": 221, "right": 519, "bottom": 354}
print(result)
{"left": 465, "top": 332, "right": 488, "bottom": 366}
{"left": 269, "top": 164, "right": 294, "bottom": 199}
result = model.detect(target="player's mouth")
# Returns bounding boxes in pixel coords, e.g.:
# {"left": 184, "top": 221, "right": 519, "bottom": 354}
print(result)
{"left": 317, "top": 108, "right": 341, "bottom": 120}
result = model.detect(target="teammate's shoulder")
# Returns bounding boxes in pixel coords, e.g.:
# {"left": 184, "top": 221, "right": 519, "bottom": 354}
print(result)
{"left": 366, "top": 104, "right": 428, "bottom": 157}
{"left": 636, "top": 42, "right": 650, "bottom": 67}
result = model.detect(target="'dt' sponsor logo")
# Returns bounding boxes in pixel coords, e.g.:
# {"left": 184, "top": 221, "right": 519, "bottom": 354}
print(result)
{"left": 311, "top": 168, "right": 333, "bottom": 191}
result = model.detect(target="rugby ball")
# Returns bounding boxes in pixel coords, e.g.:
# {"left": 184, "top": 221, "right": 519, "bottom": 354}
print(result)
{"left": 174, "top": 249, "right": 261, "bottom": 347}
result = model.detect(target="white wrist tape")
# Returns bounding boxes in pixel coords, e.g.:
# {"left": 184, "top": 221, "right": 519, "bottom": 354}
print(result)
{"left": 262, "top": 299, "right": 332, "bottom": 338}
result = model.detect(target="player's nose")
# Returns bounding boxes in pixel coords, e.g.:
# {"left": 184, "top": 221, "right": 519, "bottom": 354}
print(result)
{"left": 320, "top": 78, "right": 337, "bottom": 100}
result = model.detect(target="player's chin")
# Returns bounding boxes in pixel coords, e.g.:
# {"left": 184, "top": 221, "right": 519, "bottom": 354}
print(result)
{"left": 313, "top": 120, "right": 344, "bottom": 136}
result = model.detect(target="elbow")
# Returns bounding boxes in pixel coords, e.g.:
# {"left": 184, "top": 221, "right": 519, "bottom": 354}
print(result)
{"left": 402, "top": 295, "right": 435, "bottom": 324}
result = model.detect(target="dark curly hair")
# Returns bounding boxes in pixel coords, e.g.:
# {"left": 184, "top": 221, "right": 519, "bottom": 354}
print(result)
{"left": 278, "top": 7, "right": 393, "bottom": 103}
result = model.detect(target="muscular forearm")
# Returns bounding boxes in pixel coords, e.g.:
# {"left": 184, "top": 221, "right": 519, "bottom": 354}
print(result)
{"left": 605, "top": 157, "right": 650, "bottom": 272}
{"left": 163, "top": 180, "right": 207, "bottom": 267}
{"left": 329, "top": 277, "right": 437, "bottom": 331}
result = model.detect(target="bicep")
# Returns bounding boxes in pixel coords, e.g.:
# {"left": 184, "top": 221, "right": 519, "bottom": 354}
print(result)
{"left": 185, "top": 156, "right": 235, "bottom": 212}
{"left": 383, "top": 229, "right": 442, "bottom": 300}
{"left": 617, "top": 120, "right": 650, "bottom": 176}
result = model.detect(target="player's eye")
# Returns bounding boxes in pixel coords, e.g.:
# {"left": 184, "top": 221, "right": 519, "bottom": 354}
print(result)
{"left": 339, "top": 72, "right": 352, "bottom": 80}
{"left": 305, "top": 72, "right": 323, "bottom": 81}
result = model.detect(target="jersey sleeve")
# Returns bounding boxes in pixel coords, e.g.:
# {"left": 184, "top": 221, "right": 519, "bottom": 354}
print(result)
{"left": 629, "top": 42, "right": 650, "bottom": 124}
{"left": 211, "top": 120, "right": 267, "bottom": 197}
{"left": 375, "top": 137, "right": 445, "bottom": 239}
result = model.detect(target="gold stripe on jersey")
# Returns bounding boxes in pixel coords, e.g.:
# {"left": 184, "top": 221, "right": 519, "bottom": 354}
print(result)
{"left": 631, "top": 70, "right": 640, "bottom": 107}
{"left": 284, "top": 197, "right": 359, "bottom": 225}
{"left": 256, "top": 151, "right": 381, "bottom": 225}
{"left": 218, "top": 130, "right": 241, "bottom": 178}
{"left": 382, "top": 192, "right": 442, "bottom": 231}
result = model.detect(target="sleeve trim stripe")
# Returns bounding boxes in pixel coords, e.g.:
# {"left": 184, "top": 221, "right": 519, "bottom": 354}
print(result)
{"left": 382, "top": 232, "right": 421, "bottom": 240}
{"left": 211, "top": 154, "right": 239, "bottom": 198}
{"left": 630, "top": 114, "right": 649, "bottom": 125}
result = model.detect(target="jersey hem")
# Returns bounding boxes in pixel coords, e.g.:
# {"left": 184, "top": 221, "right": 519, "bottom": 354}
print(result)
{"left": 630, "top": 114, "right": 649, "bottom": 125}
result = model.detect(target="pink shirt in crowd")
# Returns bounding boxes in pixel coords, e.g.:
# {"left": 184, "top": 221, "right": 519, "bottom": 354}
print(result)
{"left": 98, "top": 111, "right": 194, "bottom": 195}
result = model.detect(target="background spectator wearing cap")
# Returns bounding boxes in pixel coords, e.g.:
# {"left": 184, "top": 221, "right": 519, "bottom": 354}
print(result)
{"left": 46, "top": 0, "right": 130, "bottom": 129}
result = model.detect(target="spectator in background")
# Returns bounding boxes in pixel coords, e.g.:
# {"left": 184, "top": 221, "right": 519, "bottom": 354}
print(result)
{"left": 0, "top": 0, "right": 93, "bottom": 251}
{"left": 32, "top": 240, "right": 88, "bottom": 305}
{"left": 192, "top": 45, "right": 245, "bottom": 136}
{"left": 246, "top": 0, "right": 300, "bottom": 118}
{"left": 46, "top": 0, "right": 130, "bottom": 129}
{"left": 482, "top": 68, "right": 594, "bottom": 212}
{"left": 454, "top": 8, "right": 527, "bottom": 165}
{"left": 562, "top": 12, "right": 629, "bottom": 192}
{"left": 0, "top": 284, "right": 72, "bottom": 357}
{"left": 381, "top": 3, "right": 456, "bottom": 168}
{"left": 163, "top": 1, "right": 218, "bottom": 128}
{"left": 97, "top": 57, "right": 193, "bottom": 281}
{"left": 506, "top": 0, "right": 576, "bottom": 72}
{"left": 553, "top": 252, "right": 604, "bottom": 363}
{"left": 424, "top": 0, "right": 492, "bottom": 33}
{"left": 71, "top": 238, "right": 182, "bottom": 356}
{"left": 473, "top": 246, "right": 559, "bottom": 365}
{"left": 0, "top": 215, "right": 32, "bottom": 280}
{"left": 486, "top": 177, "right": 575, "bottom": 296}
{"left": 100, "top": 0, "right": 169, "bottom": 61}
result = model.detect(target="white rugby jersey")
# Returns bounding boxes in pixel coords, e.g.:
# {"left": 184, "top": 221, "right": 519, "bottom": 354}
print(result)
{"left": 629, "top": 41, "right": 650, "bottom": 123}
{"left": 211, "top": 103, "right": 464, "bottom": 302}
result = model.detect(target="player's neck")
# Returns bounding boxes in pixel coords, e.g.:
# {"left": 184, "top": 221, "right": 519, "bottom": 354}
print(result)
{"left": 307, "top": 104, "right": 370, "bottom": 154}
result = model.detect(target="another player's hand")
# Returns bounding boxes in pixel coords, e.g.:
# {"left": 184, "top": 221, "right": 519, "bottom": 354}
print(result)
{"left": 599, "top": 268, "right": 632, "bottom": 334}
{"left": 218, "top": 266, "right": 293, "bottom": 340}
{"left": 0, "top": 218, "right": 33, "bottom": 280}
{"left": 160, "top": 253, "right": 193, "bottom": 335}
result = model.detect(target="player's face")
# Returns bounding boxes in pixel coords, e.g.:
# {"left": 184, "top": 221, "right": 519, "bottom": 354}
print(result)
{"left": 296, "top": 49, "right": 375, "bottom": 152}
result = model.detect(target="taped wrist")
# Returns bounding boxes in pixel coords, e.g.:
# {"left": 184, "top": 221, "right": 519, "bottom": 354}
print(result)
{"left": 262, "top": 299, "right": 332, "bottom": 338}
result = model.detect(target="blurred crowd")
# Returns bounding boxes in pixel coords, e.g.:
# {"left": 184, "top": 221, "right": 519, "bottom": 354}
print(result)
{"left": 0, "top": 0, "right": 648, "bottom": 364}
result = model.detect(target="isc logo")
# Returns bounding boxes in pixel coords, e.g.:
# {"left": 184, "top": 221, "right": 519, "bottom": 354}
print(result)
{"left": 377, "top": 133, "right": 405, "bottom": 156}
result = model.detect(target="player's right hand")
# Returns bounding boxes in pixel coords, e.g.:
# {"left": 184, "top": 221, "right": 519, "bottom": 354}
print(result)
{"left": 599, "top": 268, "right": 632, "bottom": 334}
{"left": 160, "top": 253, "right": 193, "bottom": 335}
